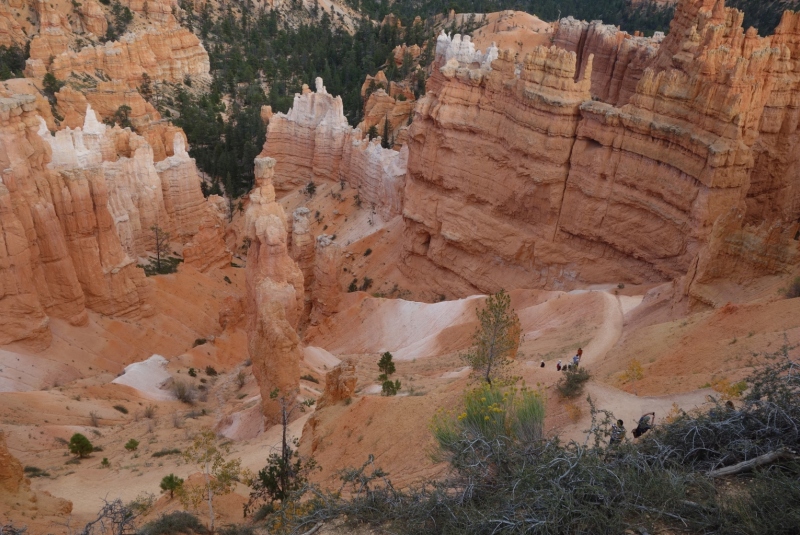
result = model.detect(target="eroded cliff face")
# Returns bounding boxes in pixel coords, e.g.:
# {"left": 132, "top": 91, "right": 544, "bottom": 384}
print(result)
{"left": 245, "top": 157, "right": 305, "bottom": 424}
{"left": 261, "top": 78, "right": 407, "bottom": 219}
{"left": 0, "top": 100, "right": 228, "bottom": 346}
{"left": 399, "top": 0, "right": 800, "bottom": 297}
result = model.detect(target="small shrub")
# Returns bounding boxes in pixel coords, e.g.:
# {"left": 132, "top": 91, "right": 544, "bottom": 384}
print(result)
{"left": 218, "top": 526, "right": 255, "bottom": 535}
{"left": 205, "top": 366, "right": 218, "bottom": 376}
{"left": 173, "top": 381, "right": 196, "bottom": 404}
{"left": 89, "top": 410, "right": 101, "bottom": 427}
{"left": 300, "top": 374, "right": 319, "bottom": 384}
{"left": 381, "top": 379, "right": 401, "bottom": 396}
{"left": 125, "top": 439, "right": 140, "bottom": 451}
{"left": 68, "top": 433, "right": 93, "bottom": 458}
{"left": 193, "top": 338, "right": 207, "bottom": 347}
{"left": 359, "top": 276, "right": 373, "bottom": 291}
{"left": 783, "top": 276, "right": 800, "bottom": 299}
{"left": 348, "top": 278, "right": 358, "bottom": 292}
{"left": 139, "top": 511, "right": 207, "bottom": 535}
{"left": 23, "top": 466, "right": 49, "bottom": 477}
{"left": 223, "top": 276, "right": 232, "bottom": 284}
{"left": 236, "top": 370, "right": 247, "bottom": 389}
{"left": 113, "top": 404, "right": 129, "bottom": 414}
{"left": 305, "top": 181, "right": 317, "bottom": 197}
{"left": 252, "top": 503, "right": 274, "bottom": 522}
{"left": 101, "top": 457, "right": 110, "bottom": 468}
{"left": 363, "top": 248, "right": 372, "bottom": 256}
{"left": 152, "top": 448, "right": 181, "bottom": 458}
{"left": 188, "top": 367, "right": 197, "bottom": 377}
{"left": 556, "top": 367, "right": 591, "bottom": 399}
{"left": 144, "top": 405, "right": 157, "bottom": 418}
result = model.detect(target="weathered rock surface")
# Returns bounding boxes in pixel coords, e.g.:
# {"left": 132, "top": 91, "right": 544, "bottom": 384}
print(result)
{"left": 310, "top": 234, "right": 343, "bottom": 324}
{"left": 245, "top": 157, "right": 305, "bottom": 424}
{"left": 261, "top": 77, "right": 408, "bottom": 218}
{"left": 0, "top": 100, "right": 228, "bottom": 345}
{"left": 398, "top": 0, "right": 800, "bottom": 297}
{"left": 317, "top": 358, "right": 356, "bottom": 408}
{"left": 0, "top": 431, "right": 72, "bottom": 519}
{"left": 290, "top": 207, "right": 315, "bottom": 322}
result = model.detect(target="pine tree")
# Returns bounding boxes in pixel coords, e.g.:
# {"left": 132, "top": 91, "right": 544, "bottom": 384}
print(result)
{"left": 150, "top": 225, "right": 171, "bottom": 273}
{"left": 462, "top": 290, "right": 521, "bottom": 385}
{"left": 160, "top": 474, "right": 184, "bottom": 499}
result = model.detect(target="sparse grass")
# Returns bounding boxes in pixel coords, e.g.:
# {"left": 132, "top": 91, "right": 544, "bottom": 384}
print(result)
{"left": 89, "top": 411, "right": 100, "bottom": 427}
{"left": 113, "top": 404, "right": 129, "bottom": 414}
{"left": 144, "top": 405, "right": 157, "bottom": 418}
{"left": 173, "top": 381, "right": 196, "bottom": 405}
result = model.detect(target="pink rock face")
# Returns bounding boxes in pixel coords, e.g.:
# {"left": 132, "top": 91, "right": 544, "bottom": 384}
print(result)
{"left": 402, "top": 0, "right": 800, "bottom": 297}
{"left": 0, "top": 100, "right": 228, "bottom": 345}
{"left": 245, "top": 157, "right": 306, "bottom": 425}
{"left": 310, "top": 234, "right": 343, "bottom": 325}
{"left": 26, "top": 24, "right": 209, "bottom": 85}
{"left": 261, "top": 77, "right": 408, "bottom": 219}
{"left": 290, "top": 207, "right": 315, "bottom": 323}
{"left": 316, "top": 358, "right": 356, "bottom": 409}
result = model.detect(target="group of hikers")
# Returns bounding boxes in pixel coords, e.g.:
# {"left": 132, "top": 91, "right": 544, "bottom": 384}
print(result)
{"left": 610, "top": 412, "right": 655, "bottom": 445}
{"left": 540, "top": 347, "right": 583, "bottom": 371}
{"left": 538, "top": 347, "right": 656, "bottom": 445}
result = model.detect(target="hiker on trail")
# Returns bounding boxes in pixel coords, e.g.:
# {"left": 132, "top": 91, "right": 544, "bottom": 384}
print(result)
{"left": 609, "top": 419, "right": 626, "bottom": 445}
{"left": 572, "top": 353, "right": 581, "bottom": 368}
{"left": 556, "top": 360, "right": 562, "bottom": 371}
{"left": 577, "top": 348, "right": 583, "bottom": 358}
{"left": 540, "top": 360, "right": 545, "bottom": 368}
{"left": 632, "top": 412, "right": 655, "bottom": 438}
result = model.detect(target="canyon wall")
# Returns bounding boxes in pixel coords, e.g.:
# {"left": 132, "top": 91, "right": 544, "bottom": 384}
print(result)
{"left": 399, "top": 0, "right": 800, "bottom": 296}
{"left": 260, "top": 78, "right": 408, "bottom": 219}
{"left": 0, "top": 100, "right": 228, "bottom": 346}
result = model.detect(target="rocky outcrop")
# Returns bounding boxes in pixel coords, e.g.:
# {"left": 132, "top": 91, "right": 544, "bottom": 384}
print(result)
{"left": 26, "top": 23, "right": 209, "bottom": 85}
{"left": 401, "top": 44, "right": 594, "bottom": 292}
{"left": 310, "top": 234, "right": 343, "bottom": 325}
{"left": 261, "top": 77, "right": 408, "bottom": 218}
{"left": 290, "top": 207, "right": 315, "bottom": 322}
{"left": 0, "top": 99, "right": 228, "bottom": 346}
{"left": 56, "top": 83, "right": 161, "bottom": 130}
{"left": 396, "top": 0, "right": 800, "bottom": 296}
{"left": 245, "top": 157, "right": 305, "bottom": 424}
{"left": 0, "top": 431, "right": 72, "bottom": 519}
{"left": 357, "top": 87, "right": 415, "bottom": 146}
{"left": 554, "top": 17, "right": 663, "bottom": 105}
{"left": 316, "top": 358, "right": 356, "bottom": 409}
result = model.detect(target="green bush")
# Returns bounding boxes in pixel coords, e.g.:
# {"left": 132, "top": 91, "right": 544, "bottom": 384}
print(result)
{"left": 113, "top": 404, "right": 129, "bottom": 414}
{"left": 68, "top": 433, "right": 93, "bottom": 458}
{"left": 23, "top": 466, "right": 49, "bottom": 477}
{"left": 138, "top": 511, "right": 208, "bottom": 535}
{"left": 300, "top": 374, "right": 319, "bottom": 384}
{"left": 193, "top": 338, "right": 207, "bottom": 347}
{"left": 125, "top": 439, "right": 139, "bottom": 451}
{"left": 152, "top": 448, "right": 181, "bottom": 458}
{"left": 556, "top": 366, "right": 591, "bottom": 399}
{"left": 159, "top": 473, "right": 184, "bottom": 499}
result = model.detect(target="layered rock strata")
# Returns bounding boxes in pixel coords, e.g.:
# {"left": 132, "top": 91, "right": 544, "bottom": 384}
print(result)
{"left": 245, "top": 157, "right": 305, "bottom": 424}
{"left": 554, "top": 17, "right": 663, "bottom": 105}
{"left": 399, "top": 0, "right": 800, "bottom": 295}
{"left": 0, "top": 100, "right": 227, "bottom": 346}
{"left": 310, "top": 234, "right": 343, "bottom": 325}
{"left": 261, "top": 78, "right": 408, "bottom": 219}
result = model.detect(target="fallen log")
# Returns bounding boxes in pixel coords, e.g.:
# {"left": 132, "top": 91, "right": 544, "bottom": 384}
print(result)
{"left": 707, "top": 448, "right": 797, "bottom": 478}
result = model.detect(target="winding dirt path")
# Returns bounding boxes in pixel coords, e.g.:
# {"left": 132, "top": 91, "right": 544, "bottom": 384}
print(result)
{"left": 559, "top": 291, "right": 712, "bottom": 443}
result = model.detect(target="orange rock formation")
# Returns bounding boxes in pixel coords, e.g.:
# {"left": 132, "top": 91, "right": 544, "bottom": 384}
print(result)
{"left": 244, "top": 157, "right": 305, "bottom": 424}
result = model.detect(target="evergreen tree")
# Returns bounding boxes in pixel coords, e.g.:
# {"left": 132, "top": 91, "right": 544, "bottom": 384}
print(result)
{"left": 462, "top": 290, "right": 521, "bottom": 385}
{"left": 69, "top": 433, "right": 93, "bottom": 458}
